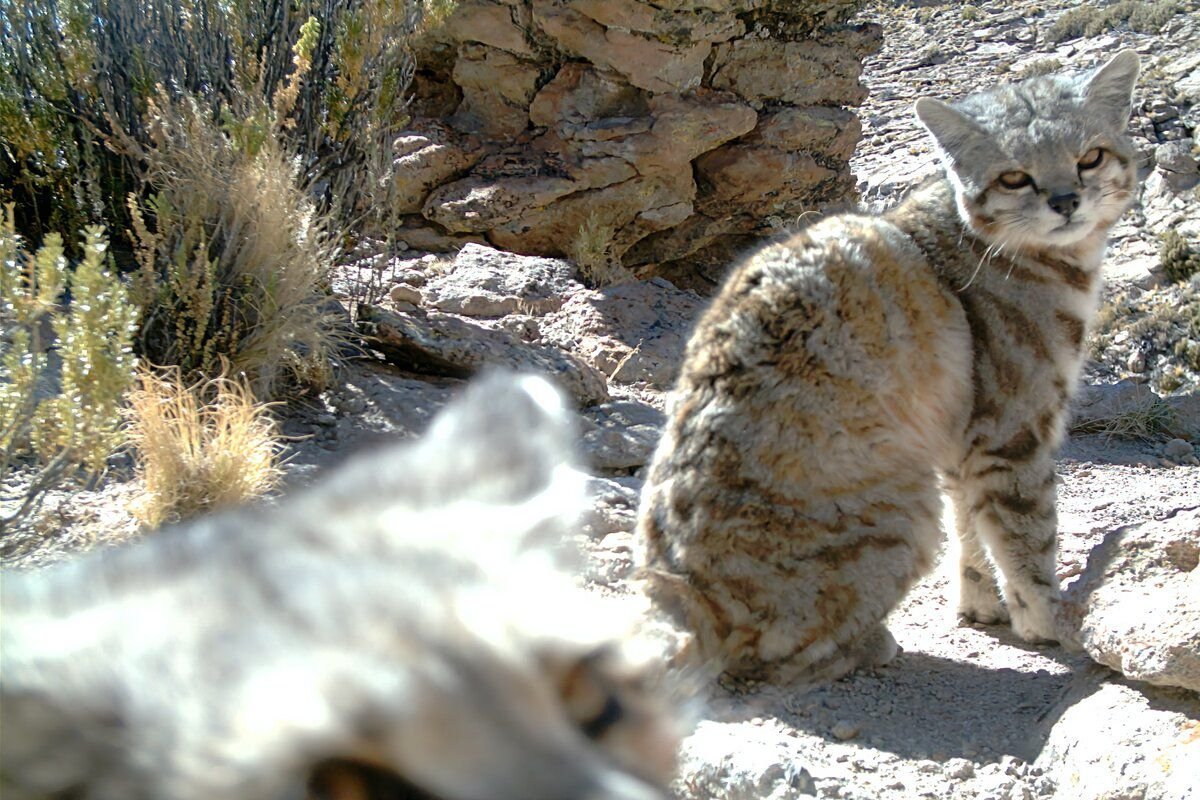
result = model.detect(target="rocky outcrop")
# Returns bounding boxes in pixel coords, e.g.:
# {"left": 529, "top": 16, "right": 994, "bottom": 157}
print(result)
{"left": 394, "top": 1, "right": 880, "bottom": 289}
{"left": 540, "top": 277, "right": 705, "bottom": 389}
{"left": 1065, "top": 507, "right": 1200, "bottom": 694}
{"left": 357, "top": 304, "right": 611, "bottom": 406}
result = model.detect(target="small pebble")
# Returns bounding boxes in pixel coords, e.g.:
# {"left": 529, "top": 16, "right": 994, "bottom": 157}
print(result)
{"left": 315, "top": 413, "right": 337, "bottom": 427}
{"left": 389, "top": 284, "right": 422, "bottom": 305}
{"left": 1163, "top": 438, "right": 1194, "bottom": 461}
{"left": 335, "top": 395, "right": 366, "bottom": 415}
{"left": 831, "top": 721, "right": 859, "bottom": 740}
{"left": 945, "top": 758, "right": 976, "bottom": 779}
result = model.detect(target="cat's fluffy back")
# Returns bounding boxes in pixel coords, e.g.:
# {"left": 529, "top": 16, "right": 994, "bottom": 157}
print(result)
{"left": 636, "top": 212, "right": 972, "bottom": 681}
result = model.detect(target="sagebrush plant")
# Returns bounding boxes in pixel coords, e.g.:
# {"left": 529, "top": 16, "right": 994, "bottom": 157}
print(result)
{"left": 1159, "top": 230, "right": 1200, "bottom": 284}
{"left": 1045, "top": 1, "right": 1181, "bottom": 44}
{"left": 0, "top": 205, "right": 138, "bottom": 531}
{"left": 128, "top": 94, "right": 343, "bottom": 398}
{"left": 0, "top": 0, "right": 423, "bottom": 247}
{"left": 125, "top": 367, "right": 283, "bottom": 529}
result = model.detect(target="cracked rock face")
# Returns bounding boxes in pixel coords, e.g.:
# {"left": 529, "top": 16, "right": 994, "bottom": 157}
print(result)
{"left": 394, "top": 0, "right": 879, "bottom": 288}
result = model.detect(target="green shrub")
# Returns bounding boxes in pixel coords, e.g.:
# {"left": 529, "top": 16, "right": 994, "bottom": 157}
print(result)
{"left": 1159, "top": 230, "right": 1200, "bottom": 284}
{"left": 1, "top": 206, "right": 138, "bottom": 531}
{"left": 0, "top": 0, "right": 424, "bottom": 247}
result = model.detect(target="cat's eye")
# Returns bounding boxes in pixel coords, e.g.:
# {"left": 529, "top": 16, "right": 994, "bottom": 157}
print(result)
{"left": 1078, "top": 147, "right": 1105, "bottom": 170}
{"left": 997, "top": 171, "right": 1034, "bottom": 190}
{"left": 557, "top": 648, "right": 627, "bottom": 739}
{"left": 579, "top": 694, "right": 625, "bottom": 739}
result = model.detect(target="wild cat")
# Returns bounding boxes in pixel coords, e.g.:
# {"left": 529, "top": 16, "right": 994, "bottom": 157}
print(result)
{"left": 1, "top": 373, "right": 680, "bottom": 800}
{"left": 636, "top": 51, "right": 1141, "bottom": 684}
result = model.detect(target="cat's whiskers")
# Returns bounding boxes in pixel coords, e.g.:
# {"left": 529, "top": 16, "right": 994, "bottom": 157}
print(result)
{"left": 960, "top": 233, "right": 1016, "bottom": 291}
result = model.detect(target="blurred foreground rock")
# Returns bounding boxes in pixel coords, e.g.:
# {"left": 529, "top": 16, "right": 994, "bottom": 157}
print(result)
{"left": 1035, "top": 668, "right": 1200, "bottom": 800}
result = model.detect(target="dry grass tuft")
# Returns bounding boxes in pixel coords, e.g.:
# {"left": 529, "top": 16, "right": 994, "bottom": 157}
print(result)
{"left": 1013, "top": 58, "right": 1063, "bottom": 80}
{"left": 128, "top": 94, "right": 344, "bottom": 398}
{"left": 568, "top": 213, "right": 634, "bottom": 288}
{"left": 1070, "top": 398, "right": 1183, "bottom": 441}
{"left": 125, "top": 367, "right": 283, "bottom": 529}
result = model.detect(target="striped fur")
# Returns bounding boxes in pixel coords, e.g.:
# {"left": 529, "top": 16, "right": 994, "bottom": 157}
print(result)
{"left": 635, "top": 52, "right": 1140, "bottom": 685}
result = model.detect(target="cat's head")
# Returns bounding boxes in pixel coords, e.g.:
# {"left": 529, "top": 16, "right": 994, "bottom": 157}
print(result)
{"left": 914, "top": 51, "right": 1140, "bottom": 253}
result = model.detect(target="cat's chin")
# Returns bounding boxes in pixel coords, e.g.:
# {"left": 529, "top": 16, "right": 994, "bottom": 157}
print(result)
{"left": 1036, "top": 219, "right": 1098, "bottom": 247}
{"left": 980, "top": 218, "right": 1104, "bottom": 254}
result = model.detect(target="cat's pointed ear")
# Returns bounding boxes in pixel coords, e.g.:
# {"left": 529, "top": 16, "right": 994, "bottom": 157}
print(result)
{"left": 1083, "top": 49, "right": 1139, "bottom": 121}
{"left": 914, "top": 97, "right": 987, "bottom": 163}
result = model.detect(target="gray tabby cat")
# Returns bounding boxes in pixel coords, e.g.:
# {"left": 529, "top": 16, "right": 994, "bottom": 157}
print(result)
{"left": 636, "top": 51, "right": 1141, "bottom": 685}
{"left": 2, "top": 373, "right": 679, "bottom": 800}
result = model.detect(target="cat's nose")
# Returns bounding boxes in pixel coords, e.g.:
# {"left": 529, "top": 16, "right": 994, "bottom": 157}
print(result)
{"left": 1047, "top": 192, "right": 1080, "bottom": 218}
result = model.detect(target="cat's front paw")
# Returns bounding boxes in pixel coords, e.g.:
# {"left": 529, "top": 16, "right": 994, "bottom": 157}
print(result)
{"left": 957, "top": 568, "right": 1009, "bottom": 626}
{"left": 1008, "top": 594, "right": 1063, "bottom": 645}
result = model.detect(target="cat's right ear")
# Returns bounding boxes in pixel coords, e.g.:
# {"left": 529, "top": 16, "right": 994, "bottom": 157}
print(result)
{"left": 1083, "top": 49, "right": 1140, "bottom": 122}
{"left": 914, "top": 98, "right": 986, "bottom": 163}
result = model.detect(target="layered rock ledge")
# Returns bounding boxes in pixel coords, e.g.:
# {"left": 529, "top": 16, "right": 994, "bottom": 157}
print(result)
{"left": 394, "top": 0, "right": 880, "bottom": 290}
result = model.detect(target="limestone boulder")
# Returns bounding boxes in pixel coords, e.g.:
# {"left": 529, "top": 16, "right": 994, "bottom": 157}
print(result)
{"left": 533, "top": 1, "right": 711, "bottom": 94}
{"left": 579, "top": 400, "right": 666, "bottom": 471}
{"left": 391, "top": 123, "right": 481, "bottom": 214}
{"left": 1064, "top": 507, "right": 1200, "bottom": 693}
{"left": 357, "top": 304, "right": 610, "bottom": 406}
{"left": 417, "top": 243, "right": 583, "bottom": 317}
{"left": 1036, "top": 672, "right": 1200, "bottom": 800}
{"left": 540, "top": 277, "right": 705, "bottom": 389}
{"left": 444, "top": 0, "right": 534, "bottom": 56}
{"left": 450, "top": 44, "right": 542, "bottom": 138}
{"left": 710, "top": 35, "right": 877, "bottom": 107}
{"left": 581, "top": 475, "right": 642, "bottom": 539}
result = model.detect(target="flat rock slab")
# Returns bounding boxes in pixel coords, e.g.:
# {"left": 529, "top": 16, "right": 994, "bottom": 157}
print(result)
{"left": 357, "top": 304, "right": 609, "bottom": 406}
{"left": 579, "top": 400, "right": 665, "bottom": 471}
{"left": 1065, "top": 507, "right": 1200, "bottom": 693}
{"left": 417, "top": 243, "right": 583, "bottom": 317}
{"left": 541, "top": 278, "right": 705, "bottom": 389}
